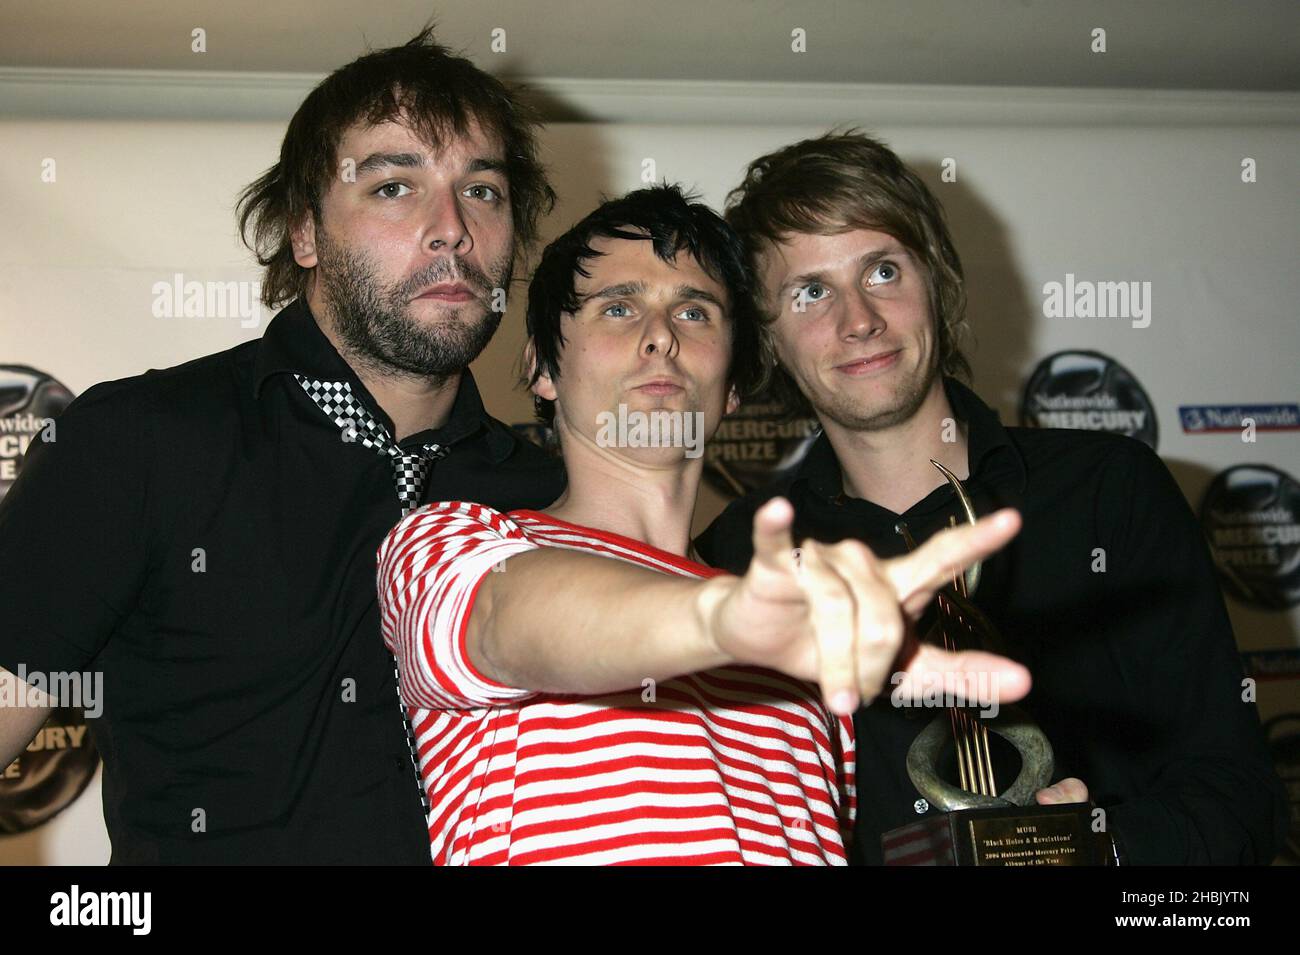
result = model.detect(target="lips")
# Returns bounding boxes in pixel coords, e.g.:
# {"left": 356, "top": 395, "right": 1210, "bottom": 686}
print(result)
{"left": 414, "top": 283, "right": 476, "bottom": 303}
{"left": 631, "top": 378, "right": 685, "bottom": 395}
{"left": 835, "top": 350, "right": 901, "bottom": 374}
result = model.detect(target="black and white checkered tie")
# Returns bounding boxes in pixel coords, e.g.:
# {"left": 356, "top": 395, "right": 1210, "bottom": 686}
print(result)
{"left": 295, "top": 374, "right": 448, "bottom": 816}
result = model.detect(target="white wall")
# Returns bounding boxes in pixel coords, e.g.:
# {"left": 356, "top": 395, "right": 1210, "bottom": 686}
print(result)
{"left": 1, "top": 93, "right": 1297, "bottom": 863}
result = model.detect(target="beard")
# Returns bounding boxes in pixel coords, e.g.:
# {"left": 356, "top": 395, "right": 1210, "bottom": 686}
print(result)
{"left": 805, "top": 348, "right": 941, "bottom": 433}
{"left": 314, "top": 227, "right": 512, "bottom": 379}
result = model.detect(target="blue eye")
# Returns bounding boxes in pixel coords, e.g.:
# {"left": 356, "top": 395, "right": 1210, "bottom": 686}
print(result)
{"left": 375, "top": 182, "right": 412, "bottom": 199}
{"left": 794, "top": 282, "right": 828, "bottom": 308}
{"left": 869, "top": 262, "right": 899, "bottom": 285}
{"left": 603, "top": 303, "right": 632, "bottom": 318}
{"left": 679, "top": 306, "right": 708, "bottom": 322}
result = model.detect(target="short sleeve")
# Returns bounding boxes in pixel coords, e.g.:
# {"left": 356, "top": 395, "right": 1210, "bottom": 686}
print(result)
{"left": 378, "top": 500, "right": 541, "bottom": 710}
{"left": 0, "top": 379, "right": 153, "bottom": 679}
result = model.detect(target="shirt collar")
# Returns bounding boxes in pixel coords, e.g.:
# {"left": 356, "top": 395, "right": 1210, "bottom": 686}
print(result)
{"left": 253, "top": 297, "right": 516, "bottom": 463}
{"left": 795, "top": 375, "right": 1028, "bottom": 503}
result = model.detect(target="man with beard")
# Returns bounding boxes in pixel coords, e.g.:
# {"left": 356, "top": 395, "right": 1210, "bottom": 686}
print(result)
{"left": 696, "top": 131, "right": 1286, "bottom": 864}
{"left": 0, "top": 27, "right": 563, "bottom": 863}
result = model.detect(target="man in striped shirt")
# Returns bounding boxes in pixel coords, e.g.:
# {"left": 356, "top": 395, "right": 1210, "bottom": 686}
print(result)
{"left": 378, "top": 185, "right": 1029, "bottom": 864}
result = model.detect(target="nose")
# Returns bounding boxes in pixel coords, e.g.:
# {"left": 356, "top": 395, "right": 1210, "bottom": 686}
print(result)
{"left": 837, "top": 286, "right": 885, "bottom": 341}
{"left": 640, "top": 306, "right": 680, "bottom": 360}
{"left": 424, "top": 187, "right": 472, "bottom": 255}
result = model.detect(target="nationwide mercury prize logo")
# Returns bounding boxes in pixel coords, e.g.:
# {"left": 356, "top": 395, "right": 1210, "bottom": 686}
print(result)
{"left": 1200, "top": 465, "right": 1300, "bottom": 611}
{"left": 0, "top": 365, "right": 74, "bottom": 502}
{"left": 1019, "top": 351, "right": 1158, "bottom": 450}
{"left": 703, "top": 386, "right": 820, "bottom": 498}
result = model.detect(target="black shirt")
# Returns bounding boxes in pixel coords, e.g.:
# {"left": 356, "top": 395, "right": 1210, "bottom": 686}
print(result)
{"left": 0, "top": 298, "right": 564, "bottom": 863}
{"left": 697, "top": 377, "right": 1287, "bottom": 865}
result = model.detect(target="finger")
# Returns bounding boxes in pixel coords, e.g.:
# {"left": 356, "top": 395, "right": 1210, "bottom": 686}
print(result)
{"left": 748, "top": 496, "right": 799, "bottom": 575}
{"left": 883, "top": 509, "right": 1021, "bottom": 617}
{"left": 827, "top": 546, "right": 906, "bottom": 705}
{"left": 1036, "top": 777, "right": 1088, "bottom": 804}
{"left": 797, "top": 543, "right": 860, "bottom": 715}
{"left": 891, "top": 643, "right": 1031, "bottom": 707}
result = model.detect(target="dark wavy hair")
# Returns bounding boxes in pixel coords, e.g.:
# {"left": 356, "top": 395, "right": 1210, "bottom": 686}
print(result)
{"left": 237, "top": 24, "right": 555, "bottom": 308}
{"left": 725, "top": 128, "right": 972, "bottom": 416}
{"left": 524, "top": 184, "right": 768, "bottom": 427}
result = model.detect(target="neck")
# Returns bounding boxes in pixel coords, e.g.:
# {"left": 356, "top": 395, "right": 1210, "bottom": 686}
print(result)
{"left": 820, "top": 377, "right": 970, "bottom": 515}
{"left": 308, "top": 291, "right": 459, "bottom": 442}
{"left": 544, "top": 426, "right": 703, "bottom": 559}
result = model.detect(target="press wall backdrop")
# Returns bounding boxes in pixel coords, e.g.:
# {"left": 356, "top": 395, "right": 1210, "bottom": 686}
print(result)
{"left": 1, "top": 104, "right": 1297, "bottom": 863}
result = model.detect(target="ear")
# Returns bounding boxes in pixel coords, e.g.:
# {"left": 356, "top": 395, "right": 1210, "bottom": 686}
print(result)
{"left": 524, "top": 339, "right": 557, "bottom": 401}
{"left": 725, "top": 384, "right": 741, "bottom": 417}
{"left": 290, "top": 214, "right": 319, "bottom": 268}
{"left": 766, "top": 328, "right": 790, "bottom": 372}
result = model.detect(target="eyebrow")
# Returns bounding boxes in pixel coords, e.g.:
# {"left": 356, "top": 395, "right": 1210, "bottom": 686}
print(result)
{"left": 466, "top": 156, "right": 508, "bottom": 175}
{"left": 354, "top": 152, "right": 424, "bottom": 177}
{"left": 352, "top": 152, "right": 508, "bottom": 178}
{"left": 580, "top": 281, "right": 727, "bottom": 311}
{"left": 779, "top": 245, "right": 912, "bottom": 294}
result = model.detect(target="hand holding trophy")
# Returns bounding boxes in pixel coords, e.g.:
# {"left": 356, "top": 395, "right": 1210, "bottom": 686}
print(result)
{"left": 882, "top": 461, "right": 1120, "bottom": 866}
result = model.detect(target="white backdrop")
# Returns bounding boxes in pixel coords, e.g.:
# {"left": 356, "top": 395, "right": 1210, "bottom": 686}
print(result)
{"left": 1, "top": 99, "right": 1297, "bottom": 863}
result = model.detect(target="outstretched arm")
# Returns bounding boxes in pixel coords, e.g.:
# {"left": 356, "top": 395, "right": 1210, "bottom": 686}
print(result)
{"left": 386, "top": 499, "right": 1030, "bottom": 715}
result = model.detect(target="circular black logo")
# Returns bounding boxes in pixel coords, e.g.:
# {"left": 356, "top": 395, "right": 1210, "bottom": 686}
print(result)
{"left": 1020, "top": 351, "right": 1157, "bottom": 450}
{"left": 1200, "top": 464, "right": 1300, "bottom": 610}
{"left": 0, "top": 706, "right": 100, "bottom": 834}
{"left": 703, "top": 388, "right": 820, "bottom": 498}
{"left": 0, "top": 365, "right": 76, "bottom": 502}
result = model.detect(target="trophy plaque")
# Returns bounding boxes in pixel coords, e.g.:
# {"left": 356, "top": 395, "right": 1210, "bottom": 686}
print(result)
{"left": 881, "top": 460, "right": 1118, "bottom": 866}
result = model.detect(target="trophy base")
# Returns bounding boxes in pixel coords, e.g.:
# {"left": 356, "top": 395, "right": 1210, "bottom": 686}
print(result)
{"left": 882, "top": 802, "right": 1116, "bottom": 866}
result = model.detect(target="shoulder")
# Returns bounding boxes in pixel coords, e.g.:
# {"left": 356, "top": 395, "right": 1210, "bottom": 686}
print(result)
{"left": 44, "top": 341, "right": 259, "bottom": 453}
{"left": 64, "top": 340, "right": 260, "bottom": 429}
{"left": 1006, "top": 426, "right": 1192, "bottom": 548}
{"left": 1006, "top": 425, "right": 1169, "bottom": 488}
{"left": 514, "top": 510, "right": 722, "bottom": 580}
{"left": 484, "top": 416, "right": 564, "bottom": 473}
{"left": 396, "top": 500, "right": 530, "bottom": 540}
{"left": 381, "top": 502, "right": 547, "bottom": 570}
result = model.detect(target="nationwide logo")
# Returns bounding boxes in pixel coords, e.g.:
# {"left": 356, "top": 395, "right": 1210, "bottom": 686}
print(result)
{"left": 1020, "top": 351, "right": 1158, "bottom": 449}
{"left": 1180, "top": 404, "right": 1300, "bottom": 434}
{"left": 1240, "top": 648, "right": 1300, "bottom": 681}
{"left": 0, "top": 365, "right": 75, "bottom": 501}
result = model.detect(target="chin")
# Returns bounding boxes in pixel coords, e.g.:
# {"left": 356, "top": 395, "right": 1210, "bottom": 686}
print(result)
{"left": 818, "top": 391, "right": 913, "bottom": 432}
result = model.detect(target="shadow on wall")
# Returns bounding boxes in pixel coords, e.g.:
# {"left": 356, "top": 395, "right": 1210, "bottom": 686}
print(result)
{"left": 909, "top": 158, "right": 1037, "bottom": 418}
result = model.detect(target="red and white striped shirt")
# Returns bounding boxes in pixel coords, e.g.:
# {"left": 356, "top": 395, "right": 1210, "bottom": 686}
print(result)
{"left": 378, "top": 501, "right": 855, "bottom": 865}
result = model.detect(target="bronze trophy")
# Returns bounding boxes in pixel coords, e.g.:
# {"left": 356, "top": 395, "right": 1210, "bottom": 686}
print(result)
{"left": 881, "top": 461, "right": 1118, "bottom": 866}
